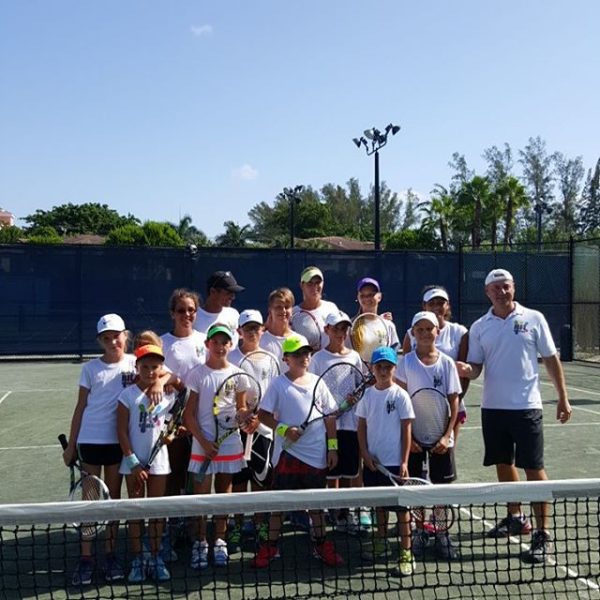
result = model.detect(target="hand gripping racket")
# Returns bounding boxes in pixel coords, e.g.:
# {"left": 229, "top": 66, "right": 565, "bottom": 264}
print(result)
{"left": 374, "top": 461, "right": 455, "bottom": 533}
{"left": 290, "top": 309, "right": 322, "bottom": 351}
{"left": 143, "top": 387, "right": 190, "bottom": 470}
{"left": 239, "top": 350, "right": 280, "bottom": 459}
{"left": 58, "top": 434, "right": 110, "bottom": 539}
{"left": 284, "top": 362, "right": 374, "bottom": 448}
{"left": 194, "top": 371, "right": 261, "bottom": 484}
{"left": 350, "top": 313, "right": 390, "bottom": 364}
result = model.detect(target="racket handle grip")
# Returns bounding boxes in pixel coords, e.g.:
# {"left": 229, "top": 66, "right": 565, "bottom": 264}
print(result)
{"left": 58, "top": 434, "right": 69, "bottom": 450}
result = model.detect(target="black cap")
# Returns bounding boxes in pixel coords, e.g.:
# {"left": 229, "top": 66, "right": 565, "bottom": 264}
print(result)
{"left": 207, "top": 270, "right": 245, "bottom": 293}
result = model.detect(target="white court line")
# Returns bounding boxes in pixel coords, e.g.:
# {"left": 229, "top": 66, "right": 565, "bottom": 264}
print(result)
{"left": 460, "top": 422, "right": 598, "bottom": 431}
{"left": 0, "top": 391, "right": 12, "bottom": 406}
{"left": 0, "top": 389, "right": 73, "bottom": 393}
{"left": 460, "top": 507, "right": 600, "bottom": 594}
{"left": 0, "top": 444, "right": 60, "bottom": 451}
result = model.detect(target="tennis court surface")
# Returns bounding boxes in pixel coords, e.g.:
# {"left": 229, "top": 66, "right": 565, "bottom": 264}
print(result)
{"left": 1, "top": 360, "right": 599, "bottom": 599}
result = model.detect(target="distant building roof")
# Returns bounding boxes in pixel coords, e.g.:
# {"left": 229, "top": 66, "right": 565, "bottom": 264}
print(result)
{"left": 62, "top": 234, "right": 106, "bottom": 245}
{"left": 0, "top": 208, "right": 15, "bottom": 226}
{"left": 298, "top": 236, "right": 374, "bottom": 251}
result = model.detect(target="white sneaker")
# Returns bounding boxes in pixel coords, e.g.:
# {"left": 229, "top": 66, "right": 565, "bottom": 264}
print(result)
{"left": 213, "top": 538, "right": 229, "bottom": 567}
{"left": 190, "top": 540, "right": 209, "bottom": 570}
{"left": 346, "top": 512, "right": 359, "bottom": 536}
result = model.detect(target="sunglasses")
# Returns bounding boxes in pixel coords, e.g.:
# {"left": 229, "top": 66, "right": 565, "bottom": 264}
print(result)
{"left": 175, "top": 307, "right": 197, "bottom": 315}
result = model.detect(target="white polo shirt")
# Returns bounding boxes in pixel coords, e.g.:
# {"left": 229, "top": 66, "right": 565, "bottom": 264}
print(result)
{"left": 194, "top": 306, "right": 240, "bottom": 349}
{"left": 467, "top": 302, "right": 557, "bottom": 410}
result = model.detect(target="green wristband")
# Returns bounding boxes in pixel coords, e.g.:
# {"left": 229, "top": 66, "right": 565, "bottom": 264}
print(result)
{"left": 275, "top": 423, "right": 289, "bottom": 438}
{"left": 327, "top": 438, "right": 338, "bottom": 451}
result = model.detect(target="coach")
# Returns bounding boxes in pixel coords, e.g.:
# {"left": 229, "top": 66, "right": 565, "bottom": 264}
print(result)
{"left": 456, "top": 268, "right": 571, "bottom": 564}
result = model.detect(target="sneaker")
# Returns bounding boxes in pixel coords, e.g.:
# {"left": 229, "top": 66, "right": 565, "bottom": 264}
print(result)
{"left": 313, "top": 540, "right": 344, "bottom": 567}
{"left": 411, "top": 530, "right": 430, "bottom": 558}
{"left": 160, "top": 531, "right": 178, "bottom": 563}
{"left": 228, "top": 525, "right": 242, "bottom": 552}
{"left": 337, "top": 512, "right": 359, "bottom": 536}
{"left": 103, "top": 554, "right": 124, "bottom": 582}
{"left": 147, "top": 555, "right": 171, "bottom": 581}
{"left": 190, "top": 540, "right": 209, "bottom": 570}
{"left": 521, "top": 530, "right": 554, "bottom": 564}
{"left": 213, "top": 538, "right": 229, "bottom": 567}
{"left": 71, "top": 557, "right": 94, "bottom": 586}
{"left": 361, "top": 537, "right": 390, "bottom": 562}
{"left": 359, "top": 507, "right": 373, "bottom": 528}
{"left": 127, "top": 555, "right": 145, "bottom": 583}
{"left": 434, "top": 532, "right": 458, "bottom": 560}
{"left": 251, "top": 543, "right": 280, "bottom": 568}
{"left": 392, "top": 548, "right": 415, "bottom": 577}
{"left": 257, "top": 522, "right": 270, "bottom": 543}
{"left": 487, "top": 514, "right": 532, "bottom": 538}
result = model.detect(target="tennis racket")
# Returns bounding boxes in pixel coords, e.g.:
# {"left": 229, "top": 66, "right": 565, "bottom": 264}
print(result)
{"left": 350, "top": 313, "right": 390, "bottom": 364}
{"left": 374, "top": 461, "right": 454, "bottom": 533}
{"left": 58, "top": 434, "right": 110, "bottom": 539}
{"left": 143, "top": 387, "right": 190, "bottom": 470}
{"left": 284, "top": 362, "right": 373, "bottom": 448}
{"left": 239, "top": 350, "right": 280, "bottom": 459}
{"left": 194, "top": 371, "right": 261, "bottom": 484}
{"left": 290, "top": 310, "right": 322, "bottom": 351}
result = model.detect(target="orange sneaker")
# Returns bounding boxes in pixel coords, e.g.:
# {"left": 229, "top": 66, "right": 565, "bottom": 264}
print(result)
{"left": 313, "top": 540, "right": 344, "bottom": 567}
{"left": 251, "top": 543, "right": 280, "bottom": 569}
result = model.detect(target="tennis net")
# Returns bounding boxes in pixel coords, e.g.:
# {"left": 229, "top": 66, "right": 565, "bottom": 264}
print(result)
{"left": 1, "top": 480, "right": 599, "bottom": 600}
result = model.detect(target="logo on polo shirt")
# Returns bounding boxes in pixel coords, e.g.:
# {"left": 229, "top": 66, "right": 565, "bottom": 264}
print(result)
{"left": 513, "top": 320, "right": 529, "bottom": 335}
{"left": 433, "top": 375, "right": 443, "bottom": 388}
{"left": 385, "top": 399, "right": 396, "bottom": 414}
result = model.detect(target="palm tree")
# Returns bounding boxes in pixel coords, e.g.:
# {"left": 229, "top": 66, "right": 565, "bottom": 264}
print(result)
{"left": 170, "top": 215, "right": 210, "bottom": 246}
{"left": 215, "top": 221, "right": 252, "bottom": 247}
{"left": 457, "top": 176, "right": 491, "bottom": 250}
{"left": 420, "top": 185, "right": 455, "bottom": 251}
{"left": 496, "top": 177, "right": 529, "bottom": 249}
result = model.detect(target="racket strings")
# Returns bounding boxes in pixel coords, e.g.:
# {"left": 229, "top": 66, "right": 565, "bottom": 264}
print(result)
{"left": 411, "top": 389, "right": 450, "bottom": 447}
{"left": 351, "top": 314, "right": 390, "bottom": 362}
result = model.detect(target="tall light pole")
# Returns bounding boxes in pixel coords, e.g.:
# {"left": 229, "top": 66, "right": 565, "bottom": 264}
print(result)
{"left": 533, "top": 198, "right": 552, "bottom": 251}
{"left": 281, "top": 185, "right": 304, "bottom": 249}
{"left": 353, "top": 123, "right": 400, "bottom": 250}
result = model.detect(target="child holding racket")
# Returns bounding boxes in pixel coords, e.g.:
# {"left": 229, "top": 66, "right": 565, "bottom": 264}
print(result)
{"left": 117, "top": 344, "right": 176, "bottom": 582}
{"left": 396, "top": 311, "right": 461, "bottom": 560}
{"left": 310, "top": 311, "right": 365, "bottom": 534}
{"left": 63, "top": 313, "right": 137, "bottom": 585}
{"left": 183, "top": 323, "right": 255, "bottom": 569}
{"left": 356, "top": 346, "right": 415, "bottom": 577}
{"left": 227, "top": 309, "right": 276, "bottom": 549}
{"left": 251, "top": 333, "right": 344, "bottom": 569}
{"left": 260, "top": 287, "right": 295, "bottom": 370}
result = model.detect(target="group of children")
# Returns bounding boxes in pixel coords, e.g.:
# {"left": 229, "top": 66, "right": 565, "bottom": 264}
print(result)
{"left": 64, "top": 281, "right": 465, "bottom": 585}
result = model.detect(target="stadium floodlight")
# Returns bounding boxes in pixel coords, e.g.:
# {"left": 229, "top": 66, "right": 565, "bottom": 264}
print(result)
{"left": 281, "top": 185, "right": 304, "bottom": 249}
{"left": 352, "top": 122, "right": 401, "bottom": 251}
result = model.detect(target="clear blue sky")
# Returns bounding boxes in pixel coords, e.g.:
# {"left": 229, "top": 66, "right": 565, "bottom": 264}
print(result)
{"left": 1, "top": 1, "right": 599, "bottom": 238}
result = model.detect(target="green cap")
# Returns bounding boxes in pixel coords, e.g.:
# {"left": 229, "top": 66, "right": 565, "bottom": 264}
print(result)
{"left": 206, "top": 323, "right": 234, "bottom": 340}
{"left": 282, "top": 333, "right": 312, "bottom": 354}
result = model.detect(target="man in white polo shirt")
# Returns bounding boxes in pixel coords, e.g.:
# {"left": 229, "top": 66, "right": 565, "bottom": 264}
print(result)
{"left": 456, "top": 268, "right": 571, "bottom": 564}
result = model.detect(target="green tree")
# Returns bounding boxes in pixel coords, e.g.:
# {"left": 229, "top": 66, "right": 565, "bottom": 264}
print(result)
{"left": 215, "top": 221, "right": 253, "bottom": 247}
{"left": 495, "top": 176, "right": 529, "bottom": 249}
{"left": 105, "top": 221, "right": 184, "bottom": 246}
{"left": 579, "top": 158, "right": 600, "bottom": 234}
{"left": 0, "top": 225, "right": 23, "bottom": 243}
{"left": 24, "top": 202, "right": 139, "bottom": 235}
{"left": 384, "top": 228, "right": 440, "bottom": 250}
{"left": 169, "top": 215, "right": 211, "bottom": 247}
{"left": 552, "top": 152, "right": 585, "bottom": 236}
{"left": 519, "top": 136, "right": 554, "bottom": 228}
{"left": 27, "top": 225, "right": 62, "bottom": 244}
{"left": 419, "top": 185, "right": 455, "bottom": 251}
{"left": 456, "top": 176, "right": 492, "bottom": 250}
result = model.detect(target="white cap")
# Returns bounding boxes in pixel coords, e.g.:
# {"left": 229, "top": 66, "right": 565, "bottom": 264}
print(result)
{"left": 423, "top": 288, "right": 449, "bottom": 303}
{"left": 411, "top": 310, "right": 439, "bottom": 328}
{"left": 485, "top": 268, "right": 514, "bottom": 286}
{"left": 325, "top": 310, "right": 352, "bottom": 327}
{"left": 97, "top": 313, "right": 126, "bottom": 335}
{"left": 238, "top": 309, "right": 263, "bottom": 327}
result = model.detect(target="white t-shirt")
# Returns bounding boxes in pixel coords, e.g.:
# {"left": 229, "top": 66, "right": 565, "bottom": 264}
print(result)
{"left": 260, "top": 330, "right": 288, "bottom": 373}
{"left": 406, "top": 321, "right": 467, "bottom": 360}
{"left": 309, "top": 348, "right": 365, "bottom": 431}
{"left": 161, "top": 331, "right": 206, "bottom": 379}
{"left": 467, "top": 303, "right": 557, "bottom": 410}
{"left": 117, "top": 385, "right": 174, "bottom": 475}
{"left": 355, "top": 384, "right": 414, "bottom": 467}
{"left": 184, "top": 363, "right": 246, "bottom": 473}
{"left": 194, "top": 306, "right": 240, "bottom": 349}
{"left": 292, "top": 300, "right": 339, "bottom": 349}
{"left": 77, "top": 355, "right": 137, "bottom": 444}
{"left": 261, "top": 373, "right": 337, "bottom": 469}
{"left": 396, "top": 352, "right": 462, "bottom": 448}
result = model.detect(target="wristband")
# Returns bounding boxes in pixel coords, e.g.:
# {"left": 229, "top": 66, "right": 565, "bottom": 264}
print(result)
{"left": 125, "top": 453, "right": 140, "bottom": 470}
{"left": 275, "top": 423, "right": 289, "bottom": 438}
{"left": 327, "top": 438, "right": 338, "bottom": 451}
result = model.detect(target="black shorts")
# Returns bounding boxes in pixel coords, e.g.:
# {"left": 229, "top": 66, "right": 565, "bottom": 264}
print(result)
{"left": 408, "top": 447, "right": 456, "bottom": 484}
{"left": 232, "top": 433, "right": 273, "bottom": 488}
{"left": 481, "top": 408, "right": 544, "bottom": 470}
{"left": 271, "top": 451, "right": 327, "bottom": 491}
{"left": 327, "top": 430, "right": 359, "bottom": 479}
{"left": 363, "top": 465, "right": 408, "bottom": 512}
{"left": 77, "top": 443, "right": 122, "bottom": 466}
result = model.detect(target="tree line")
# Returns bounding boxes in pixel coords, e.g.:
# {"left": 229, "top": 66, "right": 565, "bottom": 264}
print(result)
{"left": 2, "top": 136, "right": 599, "bottom": 250}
